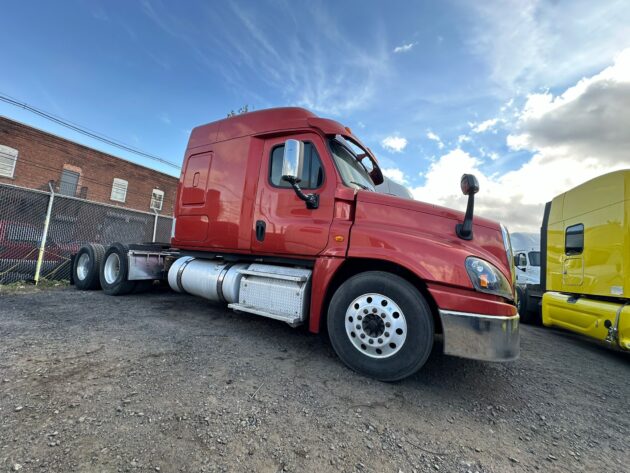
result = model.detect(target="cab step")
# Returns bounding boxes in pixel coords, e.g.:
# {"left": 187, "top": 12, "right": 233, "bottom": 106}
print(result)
{"left": 227, "top": 264, "right": 312, "bottom": 326}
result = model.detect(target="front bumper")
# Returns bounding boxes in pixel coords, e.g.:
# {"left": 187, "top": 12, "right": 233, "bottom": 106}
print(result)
{"left": 439, "top": 310, "right": 520, "bottom": 362}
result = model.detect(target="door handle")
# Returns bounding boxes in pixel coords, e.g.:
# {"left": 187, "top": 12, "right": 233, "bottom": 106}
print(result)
{"left": 255, "top": 220, "right": 266, "bottom": 242}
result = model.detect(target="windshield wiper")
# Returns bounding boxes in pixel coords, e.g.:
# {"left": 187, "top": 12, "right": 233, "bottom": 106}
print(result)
{"left": 350, "top": 181, "right": 370, "bottom": 191}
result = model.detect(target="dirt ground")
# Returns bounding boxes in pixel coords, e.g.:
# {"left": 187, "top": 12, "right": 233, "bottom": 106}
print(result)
{"left": 1, "top": 286, "right": 628, "bottom": 473}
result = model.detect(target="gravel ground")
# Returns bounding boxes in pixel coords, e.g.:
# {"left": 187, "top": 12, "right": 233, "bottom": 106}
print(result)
{"left": 1, "top": 286, "right": 628, "bottom": 473}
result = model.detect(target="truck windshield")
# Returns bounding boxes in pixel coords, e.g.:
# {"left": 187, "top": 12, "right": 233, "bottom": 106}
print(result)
{"left": 329, "top": 139, "right": 375, "bottom": 191}
{"left": 528, "top": 251, "right": 541, "bottom": 267}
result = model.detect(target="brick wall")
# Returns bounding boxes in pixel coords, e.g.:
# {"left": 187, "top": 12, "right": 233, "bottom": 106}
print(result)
{"left": 0, "top": 116, "right": 179, "bottom": 215}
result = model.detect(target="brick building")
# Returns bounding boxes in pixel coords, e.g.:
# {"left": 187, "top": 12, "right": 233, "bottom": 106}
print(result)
{"left": 0, "top": 116, "right": 179, "bottom": 215}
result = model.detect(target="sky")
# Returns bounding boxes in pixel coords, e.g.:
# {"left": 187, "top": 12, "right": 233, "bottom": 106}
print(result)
{"left": 1, "top": 0, "right": 629, "bottom": 232}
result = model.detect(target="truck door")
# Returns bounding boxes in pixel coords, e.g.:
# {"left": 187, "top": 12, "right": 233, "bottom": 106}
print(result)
{"left": 562, "top": 223, "right": 584, "bottom": 288}
{"left": 251, "top": 133, "right": 335, "bottom": 256}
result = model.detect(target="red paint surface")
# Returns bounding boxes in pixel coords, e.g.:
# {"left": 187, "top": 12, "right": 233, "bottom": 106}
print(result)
{"left": 309, "top": 256, "right": 345, "bottom": 333}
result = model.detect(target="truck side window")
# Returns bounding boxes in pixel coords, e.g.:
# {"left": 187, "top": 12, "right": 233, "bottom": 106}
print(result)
{"left": 269, "top": 142, "right": 324, "bottom": 189}
{"left": 565, "top": 224, "right": 584, "bottom": 255}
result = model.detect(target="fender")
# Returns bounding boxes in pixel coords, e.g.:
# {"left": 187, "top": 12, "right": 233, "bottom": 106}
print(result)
{"left": 350, "top": 194, "right": 511, "bottom": 285}
{"left": 307, "top": 194, "right": 516, "bottom": 332}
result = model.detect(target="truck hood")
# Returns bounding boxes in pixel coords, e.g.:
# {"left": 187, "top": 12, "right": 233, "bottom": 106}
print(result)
{"left": 351, "top": 190, "right": 512, "bottom": 284}
{"left": 357, "top": 190, "right": 502, "bottom": 232}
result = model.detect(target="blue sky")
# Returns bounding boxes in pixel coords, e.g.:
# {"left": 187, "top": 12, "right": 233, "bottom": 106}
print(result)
{"left": 2, "top": 0, "right": 630, "bottom": 230}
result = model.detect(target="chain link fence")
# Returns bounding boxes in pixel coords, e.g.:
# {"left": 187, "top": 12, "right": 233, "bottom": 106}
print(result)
{"left": 0, "top": 183, "right": 173, "bottom": 284}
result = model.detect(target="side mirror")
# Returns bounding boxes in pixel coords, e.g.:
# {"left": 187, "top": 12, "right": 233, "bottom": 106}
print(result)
{"left": 357, "top": 153, "right": 384, "bottom": 186}
{"left": 516, "top": 253, "right": 527, "bottom": 268}
{"left": 281, "top": 139, "right": 319, "bottom": 210}
{"left": 281, "top": 139, "right": 304, "bottom": 182}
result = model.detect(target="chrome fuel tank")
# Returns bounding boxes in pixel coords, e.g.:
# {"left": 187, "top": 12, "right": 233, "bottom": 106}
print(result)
{"left": 168, "top": 257, "right": 247, "bottom": 303}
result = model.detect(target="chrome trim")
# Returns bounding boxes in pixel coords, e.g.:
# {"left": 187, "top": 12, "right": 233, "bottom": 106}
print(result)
{"left": 76, "top": 253, "right": 90, "bottom": 281}
{"left": 439, "top": 309, "right": 519, "bottom": 362}
{"left": 176, "top": 257, "right": 195, "bottom": 293}
{"left": 216, "top": 262, "right": 235, "bottom": 303}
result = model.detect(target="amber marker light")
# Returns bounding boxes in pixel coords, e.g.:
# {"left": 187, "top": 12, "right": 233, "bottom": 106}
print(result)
{"left": 479, "top": 273, "right": 489, "bottom": 288}
{"left": 334, "top": 235, "right": 345, "bottom": 242}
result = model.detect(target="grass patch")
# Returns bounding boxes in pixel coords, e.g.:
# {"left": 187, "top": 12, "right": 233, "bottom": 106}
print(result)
{"left": 0, "top": 279, "right": 70, "bottom": 295}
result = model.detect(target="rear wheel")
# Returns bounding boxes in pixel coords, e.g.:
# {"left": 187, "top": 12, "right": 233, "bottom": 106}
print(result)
{"left": 73, "top": 244, "right": 105, "bottom": 290}
{"left": 99, "top": 243, "right": 136, "bottom": 295}
{"left": 327, "top": 271, "right": 434, "bottom": 381}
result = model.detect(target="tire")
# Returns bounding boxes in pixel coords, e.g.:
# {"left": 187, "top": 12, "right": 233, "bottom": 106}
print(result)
{"left": 518, "top": 287, "right": 541, "bottom": 325}
{"left": 99, "top": 243, "right": 137, "bottom": 296}
{"left": 73, "top": 244, "right": 105, "bottom": 290}
{"left": 516, "top": 286, "right": 528, "bottom": 317}
{"left": 327, "top": 271, "right": 434, "bottom": 381}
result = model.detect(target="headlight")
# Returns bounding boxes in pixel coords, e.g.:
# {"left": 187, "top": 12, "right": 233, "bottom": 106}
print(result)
{"left": 465, "top": 257, "right": 514, "bottom": 301}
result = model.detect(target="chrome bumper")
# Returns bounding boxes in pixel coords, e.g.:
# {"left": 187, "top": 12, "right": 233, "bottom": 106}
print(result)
{"left": 439, "top": 310, "right": 520, "bottom": 362}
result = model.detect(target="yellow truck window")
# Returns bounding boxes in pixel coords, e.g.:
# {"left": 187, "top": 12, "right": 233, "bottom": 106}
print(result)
{"left": 565, "top": 224, "right": 584, "bottom": 255}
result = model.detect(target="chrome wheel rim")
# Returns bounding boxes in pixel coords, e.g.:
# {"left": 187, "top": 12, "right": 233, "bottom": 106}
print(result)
{"left": 76, "top": 253, "right": 90, "bottom": 281}
{"left": 103, "top": 253, "right": 121, "bottom": 284}
{"left": 345, "top": 293, "right": 407, "bottom": 359}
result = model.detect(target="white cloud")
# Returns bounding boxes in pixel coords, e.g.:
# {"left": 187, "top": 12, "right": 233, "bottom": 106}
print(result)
{"left": 457, "top": 134, "right": 471, "bottom": 144}
{"left": 382, "top": 168, "right": 408, "bottom": 185}
{"left": 470, "top": 118, "right": 499, "bottom": 133}
{"left": 426, "top": 130, "right": 444, "bottom": 149}
{"left": 411, "top": 49, "right": 630, "bottom": 232}
{"left": 393, "top": 42, "right": 416, "bottom": 53}
{"left": 466, "top": 0, "right": 630, "bottom": 90}
{"left": 508, "top": 48, "right": 630, "bottom": 164}
{"left": 381, "top": 135, "right": 408, "bottom": 153}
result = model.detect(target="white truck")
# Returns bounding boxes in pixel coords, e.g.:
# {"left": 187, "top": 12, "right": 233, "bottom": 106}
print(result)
{"left": 511, "top": 232, "right": 542, "bottom": 324}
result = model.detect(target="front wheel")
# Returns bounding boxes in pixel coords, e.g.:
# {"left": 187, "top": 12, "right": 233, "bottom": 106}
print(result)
{"left": 327, "top": 271, "right": 434, "bottom": 381}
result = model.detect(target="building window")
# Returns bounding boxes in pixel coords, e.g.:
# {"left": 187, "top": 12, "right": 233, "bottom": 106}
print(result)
{"left": 110, "top": 178, "right": 128, "bottom": 202}
{"left": 565, "top": 223, "right": 584, "bottom": 255}
{"left": 150, "top": 188, "right": 164, "bottom": 211}
{"left": 0, "top": 144, "right": 18, "bottom": 178}
{"left": 59, "top": 169, "right": 80, "bottom": 196}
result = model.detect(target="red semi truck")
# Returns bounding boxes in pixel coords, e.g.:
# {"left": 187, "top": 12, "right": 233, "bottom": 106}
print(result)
{"left": 72, "top": 107, "right": 519, "bottom": 380}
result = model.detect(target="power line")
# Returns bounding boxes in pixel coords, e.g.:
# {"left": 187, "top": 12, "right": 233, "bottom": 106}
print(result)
{"left": 0, "top": 92, "right": 182, "bottom": 170}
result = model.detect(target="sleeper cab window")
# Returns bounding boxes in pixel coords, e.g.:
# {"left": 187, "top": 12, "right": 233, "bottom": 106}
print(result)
{"left": 110, "top": 178, "right": 128, "bottom": 203}
{"left": 269, "top": 142, "right": 324, "bottom": 189}
{"left": 150, "top": 188, "right": 164, "bottom": 211}
{"left": 565, "top": 223, "right": 584, "bottom": 255}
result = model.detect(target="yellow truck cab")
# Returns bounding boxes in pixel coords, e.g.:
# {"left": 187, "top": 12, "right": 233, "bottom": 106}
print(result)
{"left": 541, "top": 170, "right": 630, "bottom": 351}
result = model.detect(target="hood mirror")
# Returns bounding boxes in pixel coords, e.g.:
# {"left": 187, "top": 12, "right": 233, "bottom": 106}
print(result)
{"left": 456, "top": 174, "right": 479, "bottom": 240}
{"left": 460, "top": 174, "right": 479, "bottom": 196}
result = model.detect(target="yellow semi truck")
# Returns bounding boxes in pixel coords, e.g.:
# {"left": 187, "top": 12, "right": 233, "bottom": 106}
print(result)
{"left": 541, "top": 170, "right": 630, "bottom": 351}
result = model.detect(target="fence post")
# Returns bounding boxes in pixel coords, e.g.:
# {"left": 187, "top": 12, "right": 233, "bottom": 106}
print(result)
{"left": 152, "top": 209, "right": 159, "bottom": 243}
{"left": 34, "top": 183, "right": 55, "bottom": 285}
